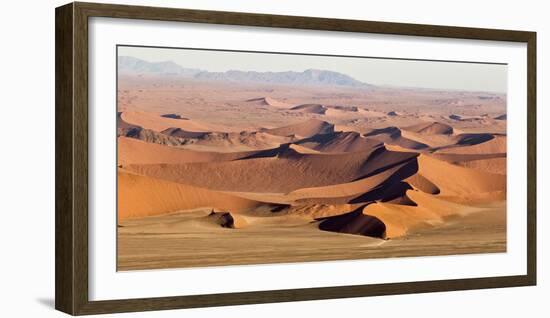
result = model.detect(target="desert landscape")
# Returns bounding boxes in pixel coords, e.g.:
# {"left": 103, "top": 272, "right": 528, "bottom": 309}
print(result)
{"left": 116, "top": 52, "right": 507, "bottom": 271}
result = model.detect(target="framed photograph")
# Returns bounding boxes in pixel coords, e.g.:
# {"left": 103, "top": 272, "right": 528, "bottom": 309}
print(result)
{"left": 55, "top": 2, "right": 536, "bottom": 315}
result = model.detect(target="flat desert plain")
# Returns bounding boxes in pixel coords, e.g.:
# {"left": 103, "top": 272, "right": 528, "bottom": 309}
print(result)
{"left": 117, "top": 68, "right": 507, "bottom": 271}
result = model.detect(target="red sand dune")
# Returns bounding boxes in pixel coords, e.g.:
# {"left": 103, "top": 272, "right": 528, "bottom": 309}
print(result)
{"left": 290, "top": 103, "right": 327, "bottom": 114}
{"left": 290, "top": 158, "right": 418, "bottom": 203}
{"left": 360, "top": 190, "right": 480, "bottom": 237}
{"left": 403, "top": 121, "right": 454, "bottom": 135}
{"left": 246, "top": 96, "right": 291, "bottom": 108}
{"left": 121, "top": 111, "right": 232, "bottom": 132}
{"left": 124, "top": 147, "right": 418, "bottom": 193}
{"left": 118, "top": 170, "right": 266, "bottom": 221}
{"left": 455, "top": 157, "right": 506, "bottom": 175}
{"left": 296, "top": 131, "right": 383, "bottom": 153}
{"left": 365, "top": 126, "right": 428, "bottom": 150}
{"left": 319, "top": 206, "right": 387, "bottom": 238}
{"left": 263, "top": 118, "right": 335, "bottom": 138}
{"left": 415, "top": 154, "right": 506, "bottom": 199}
{"left": 118, "top": 137, "right": 259, "bottom": 165}
{"left": 435, "top": 135, "right": 506, "bottom": 155}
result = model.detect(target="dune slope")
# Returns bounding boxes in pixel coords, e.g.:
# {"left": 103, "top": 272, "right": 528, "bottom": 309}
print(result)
{"left": 118, "top": 170, "right": 267, "bottom": 221}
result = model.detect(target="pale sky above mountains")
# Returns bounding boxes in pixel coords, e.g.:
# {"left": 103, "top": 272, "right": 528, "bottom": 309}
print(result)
{"left": 119, "top": 46, "right": 507, "bottom": 93}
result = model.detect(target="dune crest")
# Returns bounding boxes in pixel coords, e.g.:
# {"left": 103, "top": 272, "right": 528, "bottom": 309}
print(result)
{"left": 296, "top": 131, "right": 383, "bottom": 153}
{"left": 263, "top": 118, "right": 335, "bottom": 138}
{"left": 290, "top": 103, "right": 327, "bottom": 114}
{"left": 365, "top": 126, "right": 428, "bottom": 150}
{"left": 416, "top": 154, "right": 506, "bottom": 200}
{"left": 246, "top": 96, "right": 291, "bottom": 108}
{"left": 404, "top": 121, "right": 454, "bottom": 135}
{"left": 360, "top": 190, "right": 478, "bottom": 238}
{"left": 121, "top": 111, "right": 232, "bottom": 132}
{"left": 124, "top": 148, "right": 418, "bottom": 193}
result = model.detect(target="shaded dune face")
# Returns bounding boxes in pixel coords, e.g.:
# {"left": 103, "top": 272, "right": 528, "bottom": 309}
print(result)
{"left": 207, "top": 211, "right": 248, "bottom": 229}
{"left": 364, "top": 126, "right": 429, "bottom": 150}
{"left": 246, "top": 96, "right": 290, "bottom": 108}
{"left": 290, "top": 103, "right": 327, "bottom": 114}
{"left": 403, "top": 121, "right": 454, "bottom": 135}
{"left": 119, "top": 112, "right": 297, "bottom": 151}
{"left": 263, "top": 118, "right": 335, "bottom": 138}
{"left": 124, "top": 148, "right": 418, "bottom": 193}
{"left": 161, "top": 127, "right": 209, "bottom": 139}
{"left": 318, "top": 206, "right": 387, "bottom": 239}
{"left": 435, "top": 135, "right": 506, "bottom": 155}
{"left": 405, "top": 173, "right": 440, "bottom": 194}
{"left": 161, "top": 113, "right": 188, "bottom": 120}
{"left": 117, "top": 112, "right": 142, "bottom": 137}
{"left": 296, "top": 131, "right": 383, "bottom": 153}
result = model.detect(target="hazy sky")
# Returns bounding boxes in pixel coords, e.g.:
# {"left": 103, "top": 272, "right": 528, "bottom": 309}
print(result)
{"left": 118, "top": 46, "right": 507, "bottom": 93}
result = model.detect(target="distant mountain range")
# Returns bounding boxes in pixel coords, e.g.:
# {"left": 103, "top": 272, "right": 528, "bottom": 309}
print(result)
{"left": 118, "top": 56, "right": 372, "bottom": 88}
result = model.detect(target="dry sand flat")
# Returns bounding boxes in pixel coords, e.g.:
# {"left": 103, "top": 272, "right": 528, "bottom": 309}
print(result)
{"left": 117, "top": 74, "right": 507, "bottom": 270}
{"left": 118, "top": 202, "right": 505, "bottom": 270}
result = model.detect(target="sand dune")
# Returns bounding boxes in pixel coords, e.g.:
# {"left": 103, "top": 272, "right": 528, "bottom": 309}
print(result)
{"left": 246, "top": 96, "right": 291, "bottom": 108}
{"left": 121, "top": 111, "right": 232, "bottom": 132}
{"left": 288, "top": 144, "right": 322, "bottom": 154}
{"left": 403, "top": 132, "right": 499, "bottom": 153}
{"left": 207, "top": 211, "right": 249, "bottom": 229}
{"left": 125, "top": 147, "right": 418, "bottom": 193}
{"left": 428, "top": 152, "right": 505, "bottom": 165}
{"left": 290, "top": 103, "right": 327, "bottom": 114}
{"left": 117, "top": 170, "right": 267, "bottom": 221}
{"left": 455, "top": 157, "right": 506, "bottom": 175}
{"left": 415, "top": 154, "right": 506, "bottom": 199}
{"left": 435, "top": 135, "right": 506, "bottom": 155}
{"left": 358, "top": 108, "right": 388, "bottom": 118}
{"left": 181, "top": 131, "right": 296, "bottom": 152}
{"left": 161, "top": 113, "right": 188, "bottom": 120}
{"left": 117, "top": 112, "right": 142, "bottom": 137}
{"left": 324, "top": 106, "right": 361, "bottom": 118}
{"left": 263, "top": 118, "right": 335, "bottom": 138}
{"left": 160, "top": 127, "right": 209, "bottom": 139}
{"left": 404, "top": 121, "right": 454, "bottom": 135}
{"left": 365, "top": 126, "right": 428, "bottom": 150}
{"left": 288, "top": 157, "right": 417, "bottom": 202}
{"left": 405, "top": 173, "right": 440, "bottom": 194}
{"left": 296, "top": 131, "right": 383, "bottom": 153}
{"left": 330, "top": 105, "right": 358, "bottom": 112}
{"left": 118, "top": 137, "right": 261, "bottom": 165}
{"left": 319, "top": 206, "right": 387, "bottom": 238}
{"left": 448, "top": 114, "right": 486, "bottom": 122}
{"left": 360, "top": 190, "right": 481, "bottom": 237}
{"left": 122, "top": 123, "right": 296, "bottom": 152}
{"left": 225, "top": 156, "right": 417, "bottom": 206}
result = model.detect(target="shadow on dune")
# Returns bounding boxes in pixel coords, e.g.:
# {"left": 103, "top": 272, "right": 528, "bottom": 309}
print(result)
{"left": 350, "top": 158, "right": 419, "bottom": 205}
{"left": 295, "top": 131, "right": 383, "bottom": 153}
{"left": 364, "top": 126, "right": 429, "bottom": 150}
{"left": 318, "top": 205, "right": 387, "bottom": 239}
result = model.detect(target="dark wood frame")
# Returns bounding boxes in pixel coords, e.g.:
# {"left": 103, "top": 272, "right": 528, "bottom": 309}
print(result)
{"left": 55, "top": 1, "right": 537, "bottom": 315}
